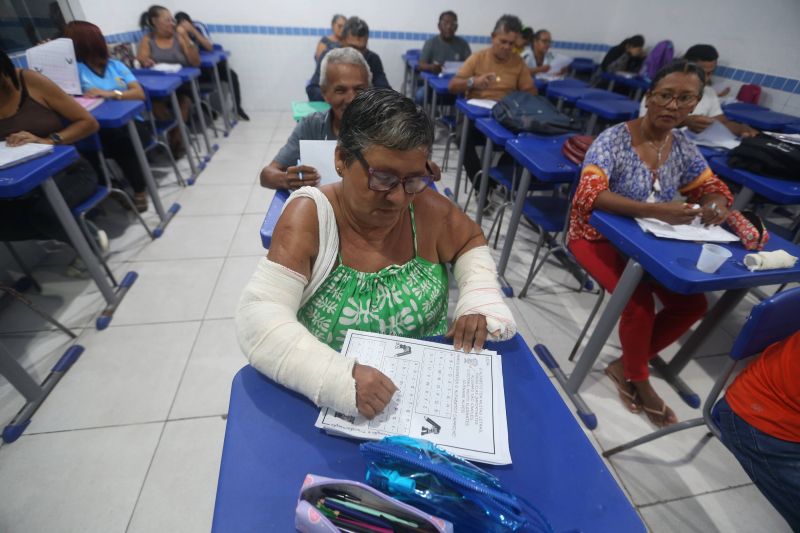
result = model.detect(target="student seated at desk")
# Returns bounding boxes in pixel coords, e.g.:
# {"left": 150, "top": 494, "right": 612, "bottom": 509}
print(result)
{"left": 448, "top": 14, "right": 536, "bottom": 189}
{"left": 638, "top": 44, "right": 757, "bottom": 139}
{"left": 238, "top": 88, "right": 516, "bottom": 419}
{"left": 594, "top": 34, "right": 646, "bottom": 84}
{"left": 415, "top": 10, "right": 472, "bottom": 102}
{"left": 137, "top": 5, "right": 199, "bottom": 154}
{"left": 568, "top": 60, "right": 734, "bottom": 427}
{"left": 174, "top": 11, "right": 249, "bottom": 121}
{"left": 307, "top": 16, "right": 390, "bottom": 102}
{"left": 522, "top": 29, "right": 569, "bottom": 78}
{"left": 0, "top": 50, "right": 103, "bottom": 248}
{"left": 315, "top": 14, "right": 346, "bottom": 62}
{"left": 64, "top": 20, "right": 153, "bottom": 212}
{"left": 260, "top": 47, "right": 371, "bottom": 190}
{"left": 715, "top": 330, "right": 800, "bottom": 530}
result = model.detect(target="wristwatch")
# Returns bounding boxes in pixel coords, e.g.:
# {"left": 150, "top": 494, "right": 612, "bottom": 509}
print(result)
{"left": 113, "top": 89, "right": 123, "bottom": 100}
{"left": 50, "top": 132, "right": 63, "bottom": 145}
{"left": 466, "top": 77, "right": 475, "bottom": 89}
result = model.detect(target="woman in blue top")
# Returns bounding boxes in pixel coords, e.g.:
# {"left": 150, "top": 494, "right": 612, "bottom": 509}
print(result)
{"left": 64, "top": 21, "right": 153, "bottom": 212}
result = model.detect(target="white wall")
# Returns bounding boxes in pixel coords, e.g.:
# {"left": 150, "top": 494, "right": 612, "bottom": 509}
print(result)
{"left": 73, "top": 0, "right": 800, "bottom": 113}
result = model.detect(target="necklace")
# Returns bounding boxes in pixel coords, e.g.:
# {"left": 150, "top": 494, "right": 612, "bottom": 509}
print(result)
{"left": 638, "top": 119, "right": 670, "bottom": 191}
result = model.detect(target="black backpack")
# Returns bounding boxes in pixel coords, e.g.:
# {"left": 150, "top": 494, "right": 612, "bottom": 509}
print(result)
{"left": 727, "top": 134, "right": 800, "bottom": 181}
{"left": 491, "top": 91, "right": 582, "bottom": 135}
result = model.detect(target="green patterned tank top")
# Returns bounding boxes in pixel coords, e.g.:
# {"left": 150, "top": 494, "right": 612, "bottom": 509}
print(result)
{"left": 297, "top": 205, "right": 449, "bottom": 350}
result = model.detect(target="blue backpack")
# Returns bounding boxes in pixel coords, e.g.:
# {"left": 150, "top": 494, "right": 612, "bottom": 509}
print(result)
{"left": 491, "top": 92, "right": 581, "bottom": 135}
{"left": 642, "top": 40, "right": 674, "bottom": 80}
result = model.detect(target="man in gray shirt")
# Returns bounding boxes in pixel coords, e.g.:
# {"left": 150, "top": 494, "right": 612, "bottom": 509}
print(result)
{"left": 419, "top": 11, "right": 471, "bottom": 74}
{"left": 260, "top": 48, "right": 372, "bottom": 190}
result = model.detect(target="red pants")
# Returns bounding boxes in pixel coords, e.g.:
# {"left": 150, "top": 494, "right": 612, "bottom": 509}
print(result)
{"left": 569, "top": 238, "right": 708, "bottom": 381}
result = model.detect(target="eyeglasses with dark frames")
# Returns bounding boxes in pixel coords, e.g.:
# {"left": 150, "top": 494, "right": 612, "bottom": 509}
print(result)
{"left": 648, "top": 91, "right": 700, "bottom": 108}
{"left": 353, "top": 151, "right": 434, "bottom": 194}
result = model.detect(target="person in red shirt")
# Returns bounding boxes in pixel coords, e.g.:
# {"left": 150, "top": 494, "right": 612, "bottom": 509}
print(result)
{"left": 714, "top": 330, "right": 800, "bottom": 529}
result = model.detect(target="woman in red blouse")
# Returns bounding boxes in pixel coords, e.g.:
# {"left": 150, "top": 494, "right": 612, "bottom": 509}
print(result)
{"left": 568, "top": 60, "right": 734, "bottom": 427}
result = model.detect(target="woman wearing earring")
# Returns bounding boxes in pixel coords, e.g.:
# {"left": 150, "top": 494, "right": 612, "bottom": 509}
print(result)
{"left": 238, "top": 88, "right": 516, "bottom": 420}
{"left": 568, "top": 60, "right": 734, "bottom": 427}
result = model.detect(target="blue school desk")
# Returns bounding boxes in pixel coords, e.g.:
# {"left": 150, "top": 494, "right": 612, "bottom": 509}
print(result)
{"left": 453, "top": 99, "right": 492, "bottom": 203}
{"left": 260, "top": 189, "right": 290, "bottom": 248}
{"left": 785, "top": 122, "right": 800, "bottom": 134}
{"left": 91, "top": 100, "right": 179, "bottom": 236}
{"left": 546, "top": 85, "right": 625, "bottom": 111}
{"left": 577, "top": 98, "right": 640, "bottom": 134}
{"left": 549, "top": 210, "right": 800, "bottom": 429}
{"left": 211, "top": 333, "right": 645, "bottom": 533}
{"left": 199, "top": 50, "right": 235, "bottom": 133}
{"left": 495, "top": 134, "right": 580, "bottom": 292}
{"left": 291, "top": 100, "right": 330, "bottom": 122}
{"left": 722, "top": 107, "right": 798, "bottom": 132}
{"left": 473, "top": 117, "right": 517, "bottom": 224}
{"left": 601, "top": 72, "right": 651, "bottom": 100}
{"left": 401, "top": 54, "right": 420, "bottom": 97}
{"left": 708, "top": 154, "right": 800, "bottom": 209}
{"left": 426, "top": 75, "right": 455, "bottom": 122}
{"left": 0, "top": 145, "right": 137, "bottom": 328}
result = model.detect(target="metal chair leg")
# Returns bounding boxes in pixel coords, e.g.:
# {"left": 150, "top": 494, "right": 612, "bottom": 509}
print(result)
{"left": 109, "top": 188, "right": 155, "bottom": 240}
{"left": 0, "top": 284, "right": 77, "bottom": 338}
{"left": 3, "top": 243, "right": 41, "bottom": 292}
{"left": 519, "top": 231, "right": 548, "bottom": 298}
{"left": 76, "top": 214, "right": 118, "bottom": 287}
{"left": 568, "top": 287, "right": 605, "bottom": 362}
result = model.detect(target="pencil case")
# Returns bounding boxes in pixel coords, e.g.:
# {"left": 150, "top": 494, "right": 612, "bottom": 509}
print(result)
{"left": 725, "top": 209, "right": 769, "bottom": 251}
{"left": 361, "top": 436, "right": 553, "bottom": 533}
{"left": 295, "top": 473, "right": 453, "bottom": 532}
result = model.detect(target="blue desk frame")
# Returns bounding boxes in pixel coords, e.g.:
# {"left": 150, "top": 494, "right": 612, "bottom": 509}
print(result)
{"left": 211, "top": 334, "right": 645, "bottom": 532}
{"left": 708, "top": 154, "right": 800, "bottom": 209}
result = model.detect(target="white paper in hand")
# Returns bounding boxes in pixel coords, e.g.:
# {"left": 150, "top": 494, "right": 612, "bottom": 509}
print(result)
{"left": 299, "top": 140, "right": 340, "bottom": 186}
{"left": 636, "top": 216, "right": 739, "bottom": 242}
{"left": 25, "top": 39, "right": 81, "bottom": 95}
{"left": 684, "top": 120, "right": 741, "bottom": 150}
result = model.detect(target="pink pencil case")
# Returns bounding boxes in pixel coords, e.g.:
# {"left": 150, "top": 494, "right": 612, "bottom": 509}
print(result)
{"left": 295, "top": 473, "right": 453, "bottom": 532}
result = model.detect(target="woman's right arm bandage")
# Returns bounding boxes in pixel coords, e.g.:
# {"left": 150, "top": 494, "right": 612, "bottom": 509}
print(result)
{"left": 235, "top": 257, "right": 358, "bottom": 415}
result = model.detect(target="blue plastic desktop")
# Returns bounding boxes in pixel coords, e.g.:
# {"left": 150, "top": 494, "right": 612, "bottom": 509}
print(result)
{"left": 590, "top": 211, "right": 800, "bottom": 294}
{"left": 135, "top": 74, "right": 182, "bottom": 98}
{"left": 455, "top": 98, "right": 492, "bottom": 120}
{"left": 504, "top": 134, "right": 579, "bottom": 182}
{"left": 0, "top": 145, "right": 78, "bottom": 198}
{"left": 199, "top": 50, "right": 224, "bottom": 67}
{"left": 785, "top": 122, "right": 800, "bottom": 134}
{"left": 90, "top": 100, "right": 145, "bottom": 128}
{"left": 211, "top": 334, "right": 645, "bottom": 533}
{"left": 427, "top": 74, "right": 453, "bottom": 95}
{"left": 708, "top": 155, "right": 800, "bottom": 206}
{"left": 547, "top": 85, "right": 626, "bottom": 105}
{"left": 722, "top": 107, "right": 798, "bottom": 131}
{"left": 260, "top": 189, "right": 290, "bottom": 248}
{"left": 576, "top": 98, "right": 640, "bottom": 121}
{"left": 475, "top": 117, "right": 516, "bottom": 147}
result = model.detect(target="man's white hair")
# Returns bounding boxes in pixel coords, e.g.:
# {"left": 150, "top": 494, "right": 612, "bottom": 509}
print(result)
{"left": 320, "top": 47, "right": 373, "bottom": 89}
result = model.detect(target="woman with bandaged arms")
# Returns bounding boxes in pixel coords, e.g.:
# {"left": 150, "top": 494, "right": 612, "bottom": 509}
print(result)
{"left": 236, "top": 88, "right": 516, "bottom": 419}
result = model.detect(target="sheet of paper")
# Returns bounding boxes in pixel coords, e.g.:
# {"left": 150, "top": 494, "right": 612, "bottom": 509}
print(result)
{"left": 466, "top": 98, "right": 497, "bottom": 110}
{"left": 0, "top": 142, "right": 54, "bottom": 170}
{"left": 636, "top": 217, "right": 739, "bottom": 242}
{"left": 764, "top": 131, "right": 800, "bottom": 146}
{"left": 299, "top": 140, "right": 340, "bottom": 186}
{"left": 315, "top": 330, "right": 511, "bottom": 465}
{"left": 547, "top": 54, "right": 573, "bottom": 74}
{"left": 441, "top": 61, "right": 464, "bottom": 75}
{"left": 73, "top": 96, "right": 102, "bottom": 111}
{"left": 25, "top": 39, "right": 80, "bottom": 95}
{"left": 151, "top": 63, "right": 182, "bottom": 73}
{"left": 684, "top": 120, "right": 741, "bottom": 150}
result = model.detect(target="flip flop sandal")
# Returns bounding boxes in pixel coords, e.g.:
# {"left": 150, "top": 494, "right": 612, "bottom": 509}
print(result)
{"left": 604, "top": 366, "right": 642, "bottom": 414}
{"left": 642, "top": 402, "right": 674, "bottom": 428}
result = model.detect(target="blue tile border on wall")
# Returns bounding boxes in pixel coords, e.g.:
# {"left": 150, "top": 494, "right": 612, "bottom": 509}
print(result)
{"left": 12, "top": 25, "right": 796, "bottom": 96}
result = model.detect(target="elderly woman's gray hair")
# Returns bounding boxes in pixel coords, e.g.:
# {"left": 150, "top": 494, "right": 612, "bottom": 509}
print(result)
{"left": 320, "top": 47, "right": 373, "bottom": 89}
{"left": 338, "top": 88, "right": 433, "bottom": 165}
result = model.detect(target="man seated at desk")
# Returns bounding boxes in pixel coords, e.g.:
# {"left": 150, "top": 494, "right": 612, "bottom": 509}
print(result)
{"left": 260, "top": 48, "right": 371, "bottom": 190}
{"left": 639, "top": 44, "right": 757, "bottom": 138}
{"left": 416, "top": 10, "right": 472, "bottom": 101}
{"left": 448, "top": 14, "right": 536, "bottom": 189}
{"left": 306, "top": 16, "right": 390, "bottom": 102}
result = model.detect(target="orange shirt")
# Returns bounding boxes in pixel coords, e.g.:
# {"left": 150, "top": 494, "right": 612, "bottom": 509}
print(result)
{"left": 456, "top": 48, "right": 534, "bottom": 101}
{"left": 726, "top": 331, "right": 800, "bottom": 442}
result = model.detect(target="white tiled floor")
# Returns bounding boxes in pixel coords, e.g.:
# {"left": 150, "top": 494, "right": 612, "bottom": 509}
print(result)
{"left": 0, "top": 110, "right": 793, "bottom": 532}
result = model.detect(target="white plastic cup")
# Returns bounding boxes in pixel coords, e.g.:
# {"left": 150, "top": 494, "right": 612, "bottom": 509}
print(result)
{"left": 697, "top": 243, "right": 732, "bottom": 273}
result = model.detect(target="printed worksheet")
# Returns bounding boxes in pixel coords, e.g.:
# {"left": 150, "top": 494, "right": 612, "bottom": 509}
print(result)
{"left": 315, "top": 330, "right": 511, "bottom": 465}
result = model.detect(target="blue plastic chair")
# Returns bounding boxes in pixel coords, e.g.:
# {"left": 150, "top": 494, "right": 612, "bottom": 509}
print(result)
{"left": 603, "top": 286, "right": 800, "bottom": 457}
{"left": 139, "top": 86, "right": 186, "bottom": 187}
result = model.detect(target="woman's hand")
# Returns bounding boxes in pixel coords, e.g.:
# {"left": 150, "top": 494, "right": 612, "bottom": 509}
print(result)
{"left": 700, "top": 196, "right": 729, "bottom": 226}
{"left": 84, "top": 88, "right": 113, "bottom": 99}
{"left": 5, "top": 131, "right": 49, "bottom": 147}
{"left": 649, "top": 202, "right": 700, "bottom": 225}
{"left": 353, "top": 363, "right": 397, "bottom": 419}
{"left": 284, "top": 164, "right": 321, "bottom": 189}
{"left": 447, "top": 313, "right": 488, "bottom": 352}
{"left": 141, "top": 57, "right": 155, "bottom": 68}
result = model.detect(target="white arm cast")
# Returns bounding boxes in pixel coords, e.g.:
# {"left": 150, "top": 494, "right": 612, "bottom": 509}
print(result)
{"left": 453, "top": 245, "right": 517, "bottom": 341}
{"left": 235, "top": 257, "right": 358, "bottom": 415}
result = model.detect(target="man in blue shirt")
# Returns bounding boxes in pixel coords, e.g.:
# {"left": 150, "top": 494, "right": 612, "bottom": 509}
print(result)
{"left": 306, "top": 17, "right": 390, "bottom": 102}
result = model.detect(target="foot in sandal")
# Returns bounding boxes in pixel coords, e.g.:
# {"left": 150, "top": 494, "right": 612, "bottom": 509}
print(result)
{"left": 631, "top": 379, "right": 678, "bottom": 427}
{"left": 604, "top": 358, "right": 642, "bottom": 414}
